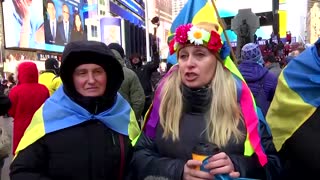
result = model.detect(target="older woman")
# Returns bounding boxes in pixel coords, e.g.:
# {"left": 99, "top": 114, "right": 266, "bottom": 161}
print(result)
{"left": 131, "top": 22, "right": 281, "bottom": 180}
{"left": 10, "top": 41, "right": 140, "bottom": 180}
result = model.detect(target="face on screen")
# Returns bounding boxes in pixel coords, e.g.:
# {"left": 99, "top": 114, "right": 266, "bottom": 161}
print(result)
{"left": 62, "top": 4, "right": 69, "bottom": 21}
{"left": 75, "top": 14, "right": 81, "bottom": 29}
{"left": 47, "top": 2, "right": 56, "bottom": 20}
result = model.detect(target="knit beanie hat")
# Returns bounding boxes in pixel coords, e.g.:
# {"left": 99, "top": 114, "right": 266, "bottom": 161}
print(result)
{"left": 241, "top": 43, "right": 262, "bottom": 62}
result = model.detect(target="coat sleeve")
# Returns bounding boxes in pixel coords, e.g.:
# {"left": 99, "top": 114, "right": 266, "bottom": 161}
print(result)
{"left": 130, "top": 133, "right": 186, "bottom": 180}
{"left": 10, "top": 138, "right": 52, "bottom": 180}
{"left": 129, "top": 73, "right": 145, "bottom": 119}
{"left": 228, "top": 121, "right": 282, "bottom": 180}
{"left": 146, "top": 44, "right": 160, "bottom": 74}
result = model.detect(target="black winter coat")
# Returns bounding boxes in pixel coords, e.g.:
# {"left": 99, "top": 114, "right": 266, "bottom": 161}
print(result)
{"left": 279, "top": 108, "right": 320, "bottom": 179}
{"left": 10, "top": 120, "right": 133, "bottom": 180}
{"left": 130, "top": 85, "right": 281, "bottom": 180}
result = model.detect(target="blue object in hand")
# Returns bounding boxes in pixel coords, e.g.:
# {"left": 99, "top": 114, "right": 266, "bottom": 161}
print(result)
{"left": 201, "top": 156, "right": 233, "bottom": 180}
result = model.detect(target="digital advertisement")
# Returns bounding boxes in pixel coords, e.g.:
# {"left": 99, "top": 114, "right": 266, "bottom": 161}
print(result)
{"left": 2, "top": 0, "right": 87, "bottom": 52}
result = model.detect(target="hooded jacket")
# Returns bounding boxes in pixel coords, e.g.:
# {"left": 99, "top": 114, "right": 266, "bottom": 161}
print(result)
{"left": 111, "top": 49, "right": 145, "bottom": 119}
{"left": 8, "top": 61, "right": 49, "bottom": 154}
{"left": 10, "top": 41, "right": 140, "bottom": 180}
{"left": 238, "top": 61, "right": 277, "bottom": 115}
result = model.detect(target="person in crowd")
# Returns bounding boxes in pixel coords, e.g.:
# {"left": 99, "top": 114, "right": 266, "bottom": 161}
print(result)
{"left": 44, "top": 0, "right": 62, "bottom": 44}
{"left": 267, "top": 38, "right": 320, "bottom": 179}
{"left": 0, "top": 80, "right": 8, "bottom": 95}
{"left": 10, "top": 41, "right": 140, "bottom": 180}
{"left": 238, "top": 43, "right": 277, "bottom": 116}
{"left": 151, "top": 61, "right": 167, "bottom": 90}
{"left": 3, "top": 0, "right": 44, "bottom": 48}
{"left": 71, "top": 13, "right": 86, "bottom": 42}
{"left": 56, "top": 3, "right": 72, "bottom": 45}
{"left": 39, "top": 58, "right": 62, "bottom": 95}
{"left": 108, "top": 43, "right": 132, "bottom": 69}
{"left": 0, "top": 94, "right": 11, "bottom": 179}
{"left": 8, "top": 61, "right": 49, "bottom": 155}
{"left": 264, "top": 55, "right": 282, "bottom": 78}
{"left": 0, "top": 95, "right": 11, "bottom": 116}
{"left": 110, "top": 49, "right": 145, "bottom": 122}
{"left": 131, "top": 22, "right": 281, "bottom": 180}
{"left": 129, "top": 47, "right": 160, "bottom": 116}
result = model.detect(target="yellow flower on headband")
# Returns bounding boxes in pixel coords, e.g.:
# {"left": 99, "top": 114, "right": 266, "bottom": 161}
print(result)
{"left": 187, "top": 26, "right": 210, "bottom": 45}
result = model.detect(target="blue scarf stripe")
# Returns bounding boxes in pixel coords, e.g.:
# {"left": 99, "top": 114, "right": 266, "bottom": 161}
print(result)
{"left": 42, "top": 86, "right": 131, "bottom": 136}
{"left": 283, "top": 46, "right": 320, "bottom": 107}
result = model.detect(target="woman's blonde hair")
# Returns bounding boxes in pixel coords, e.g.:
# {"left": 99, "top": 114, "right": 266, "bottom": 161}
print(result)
{"left": 159, "top": 55, "right": 244, "bottom": 148}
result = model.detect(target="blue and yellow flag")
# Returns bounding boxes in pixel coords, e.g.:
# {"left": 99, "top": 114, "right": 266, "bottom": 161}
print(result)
{"left": 267, "top": 42, "right": 320, "bottom": 151}
{"left": 167, "top": 0, "right": 221, "bottom": 65}
{"left": 16, "top": 86, "right": 140, "bottom": 155}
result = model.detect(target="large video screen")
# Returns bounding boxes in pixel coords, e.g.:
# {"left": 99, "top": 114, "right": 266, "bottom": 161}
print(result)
{"left": 2, "top": 0, "right": 87, "bottom": 52}
{"left": 216, "top": 0, "right": 273, "bottom": 18}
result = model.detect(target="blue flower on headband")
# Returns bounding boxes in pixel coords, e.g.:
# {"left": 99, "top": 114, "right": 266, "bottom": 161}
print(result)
{"left": 220, "top": 41, "right": 230, "bottom": 60}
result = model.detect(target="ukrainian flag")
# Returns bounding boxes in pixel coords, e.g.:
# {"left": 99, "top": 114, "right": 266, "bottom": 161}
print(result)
{"left": 167, "top": 0, "right": 221, "bottom": 65}
{"left": 267, "top": 43, "right": 320, "bottom": 151}
{"left": 15, "top": 86, "right": 140, "bottom": 156}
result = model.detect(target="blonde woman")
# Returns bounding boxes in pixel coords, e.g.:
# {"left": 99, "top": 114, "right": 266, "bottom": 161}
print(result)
{"left": 131, "top": 22, "right": 281, "bottom": 180}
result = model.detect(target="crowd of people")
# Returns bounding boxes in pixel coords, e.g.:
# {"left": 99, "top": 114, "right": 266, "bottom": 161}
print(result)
{"left": 0, "top": 16, "right": 318, "bottom": 180}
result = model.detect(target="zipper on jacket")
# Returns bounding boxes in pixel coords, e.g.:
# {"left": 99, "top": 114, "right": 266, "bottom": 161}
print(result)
{"left": 111, "top": 131, "right": 116, "bottom": 145}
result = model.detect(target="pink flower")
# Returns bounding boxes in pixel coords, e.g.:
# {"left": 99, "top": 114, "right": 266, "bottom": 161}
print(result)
{"left": 174, "top": 24, "right": 193, "bottom": 44}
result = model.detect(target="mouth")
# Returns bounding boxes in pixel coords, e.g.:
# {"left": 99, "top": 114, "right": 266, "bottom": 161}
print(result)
{"left": 185, "top": 72, "right": 198, "bottom": 81}
{"left": 86, "top": 87, "right": 98, "bottom": 91}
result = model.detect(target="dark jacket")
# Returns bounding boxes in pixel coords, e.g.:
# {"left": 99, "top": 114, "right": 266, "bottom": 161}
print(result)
{"left": 266, "top": 63, "right": 282, "bottom": 78}
{"left": 130, "top": 48, "right": 160, "bottom": 97}
{"left": 238, "top": 61, "right": 277, "bottom": 115}
{"left": 279, "top": 108, "right": 320, "bottom": 179}
{"left": 0, "top": 94, "right": 11, "bottom": 115}
{"left": 131, "top": 86, "right": 281, "bottom": 180}
{"left": 10, "top": 120, "right": 133, "bottom": 180}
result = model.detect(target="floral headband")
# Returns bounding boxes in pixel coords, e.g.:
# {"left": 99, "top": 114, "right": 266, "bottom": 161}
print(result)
{"left": 169, "top": 23, "right": 230, "bottom": 60}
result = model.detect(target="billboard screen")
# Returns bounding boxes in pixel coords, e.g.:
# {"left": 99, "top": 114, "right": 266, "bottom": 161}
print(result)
{"left": 217, "top": 0, "right": 273, "bottom": 18}
{"left": 2, "top": 0, "right": 87, "bottom": 52}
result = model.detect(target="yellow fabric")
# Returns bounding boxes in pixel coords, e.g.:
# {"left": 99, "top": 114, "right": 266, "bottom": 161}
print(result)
{"left": 192, "top": 1, "right": 223, "bottom": 35}
{"left": 39, "top": 72, "right": 56, "bottom": 95}
{"left": 266, "top": 72, "right": 316, "bottom": 151}
{"left": 129, "top": 110, "right": 141, "bottom": 146}
{"left": 15, "top": 105, "right": 46, "bottom": 156}
{"left": 51, "top": 77, "right": 63, "bottom": 94}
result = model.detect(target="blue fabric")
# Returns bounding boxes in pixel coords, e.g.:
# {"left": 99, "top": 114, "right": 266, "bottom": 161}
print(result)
{"left": 283, "top": 45, "right": 320, "bottom": 107}
{"left": 42, "top": 86, "right": 132, "bottom": 135}
{"left": 169, "top": 0, "right": 207, "bottom": 37}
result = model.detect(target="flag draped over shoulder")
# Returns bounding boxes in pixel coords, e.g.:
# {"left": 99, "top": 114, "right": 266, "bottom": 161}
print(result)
{"left": 16, "top": 86, "right": 140, "bottom": 156}
{"left": 167, "top": 0, "right": 221, "bottom": 65}
{"left": 144, "top": 0, "right": 268, "bottom": 166}
{"left": 267, "top": 43, "right": 320, "bottom": 151}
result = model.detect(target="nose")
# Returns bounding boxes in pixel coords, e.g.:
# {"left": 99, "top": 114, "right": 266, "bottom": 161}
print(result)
{"left": 185, "top": 55, "right": 195, "bottom": 68}
{"left": 87, "top": 72, "right": 96, "bottom": 84}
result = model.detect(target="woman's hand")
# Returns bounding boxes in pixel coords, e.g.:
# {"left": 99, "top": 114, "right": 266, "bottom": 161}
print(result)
{"left": 183, "top": 160, "right": 213, "bottom": 180}
{"left": 204, "top": 152, "right": 240, "bottom": 178}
